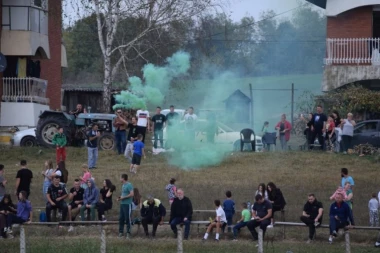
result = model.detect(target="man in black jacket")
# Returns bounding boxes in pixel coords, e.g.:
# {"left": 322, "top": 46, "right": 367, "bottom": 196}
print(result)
{"left": 170, "top": 188, "right": 193, "bottom": 239}
{"left": 300, "top": 193, "right": 323, "bottom": 243}
{"left": 141, "top": 195, "right": 166, "bottom": 238}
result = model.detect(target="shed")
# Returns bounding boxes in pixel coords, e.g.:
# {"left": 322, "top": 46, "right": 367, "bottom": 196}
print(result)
{"left": 223, "top": 89, "right": 251, "bottom": 123}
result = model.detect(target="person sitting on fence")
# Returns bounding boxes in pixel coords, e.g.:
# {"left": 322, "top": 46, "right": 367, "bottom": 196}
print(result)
{"left": 328, "top": 192, "right": 354, "bottom": 244}
{"left": 247, "top": 194, "right": 272, "bottom": 241}
{"left": 80, "top": 179, "right": 99, "bottom": 221}
{"left": 232, "top": 202, "right": 251, "bottom": 241}
{"left": 203, "top": 199, "right": 227, "bottom": 242}
{"left": 0, "top": 194, "right": 17, "bottom": 238}
{"left": 97, "top": 179, "right": 115, "bottom": 222}
{"left": 267, "top": 182, "right": 286, "bottom": 227}
{"left": 300, "top": 193, "right": 323, "bottom": 243}
{"left": 141, "top": 195, "right": 166, "bottom": 238}
{"left": 5, "top": 191, "right": 32, "bottom": 238}
{"left": 68, "top": 179, "right": 84, "bottom": 232}
{"left": 170, "top": 188, "right": 193, "bottom": 240}
{"left": 46, "top": 176, "right": 68, "bottom": 223}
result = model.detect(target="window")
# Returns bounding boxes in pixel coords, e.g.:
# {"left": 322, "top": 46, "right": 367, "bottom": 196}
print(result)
{"left": 32, "top": 0, "right": 47, "bottom": 10}
{"left": 354, "top": 122, "right": 378, "bottom": 134}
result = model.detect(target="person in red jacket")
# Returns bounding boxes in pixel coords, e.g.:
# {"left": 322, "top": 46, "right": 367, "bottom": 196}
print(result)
{"left": 275, "top": 114, "right": 292, "bottom": 151}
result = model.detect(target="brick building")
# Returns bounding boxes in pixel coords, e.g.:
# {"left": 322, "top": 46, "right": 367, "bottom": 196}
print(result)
{"left": 307, "top": 0, "right": 380, "bottom": 91}
{"left": 0, "top": 0, "right": 66, "bottom": 111}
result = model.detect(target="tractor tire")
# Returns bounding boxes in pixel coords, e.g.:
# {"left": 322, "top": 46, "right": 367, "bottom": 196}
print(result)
{"left": 98, "top": 133, "right": 115, "bottom": 151}
{"left": 36, "top": 115, "right": 72, "bottom": 148}
{"left": 20, "top": 136, "right": 37, "bottom": 147}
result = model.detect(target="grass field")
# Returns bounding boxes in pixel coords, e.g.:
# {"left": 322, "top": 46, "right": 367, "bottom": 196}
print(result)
{"left": 0, "top": 139, "right": 379, "bottom": 252}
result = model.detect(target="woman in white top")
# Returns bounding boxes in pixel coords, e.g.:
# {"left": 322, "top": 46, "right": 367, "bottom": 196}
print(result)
{"left": 255, "top": 183, "right": 269, "bottom": 200}
{"left": 41, "top": 160, "right": 54, "bottom": 202}
{"left": 341, "top": 113, "right": 356, "bottom": 154}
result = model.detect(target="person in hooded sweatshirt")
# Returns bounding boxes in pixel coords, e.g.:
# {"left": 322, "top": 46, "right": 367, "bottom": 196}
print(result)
{"left": 80, "top": 179, "right": 99, "bottom": 221}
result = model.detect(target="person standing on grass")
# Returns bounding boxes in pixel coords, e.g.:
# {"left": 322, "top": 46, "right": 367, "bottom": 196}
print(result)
{"left": 247, "top": 194, "right": 272, "bottom": 240}
{"left": 117, "top": 174, "right": 134, "bottom": 239}
{"left": 183, "top": 107, "right": 198, "bottom": 141}
{"left": 41, "top": 160, "right": 54, "bottom": 202}
{"left": 309, "top": 105, "right": 327, "bottom": 150}
{"left": 328, "top": 193, "right": 354, "bottom": 244}
{"left": 52, "top": 126, "right": 67, "bottom": 164}
{"left": 113, "top": 109, "right": 128, "bottom": 155}
{"left": 369, "top": 192, "right": 379, "bottom": 227}
{"left": 79, "top": 164, "right": 92, "bottom": 189}
{"left": 170, "top": 189, "right": 193, "bottom": 240}
{"left": 141, "top": 195, "right": 166, "bottom": 238}
{"left": 97, "top": 179, "right": 115, "bottom": 222}
{"left": 15, "top": 160, "right": 33, "bottom": 199}
{"left": 275, "top": 114, "right": 292, "bottom": 151}
{"left": 5, "top": 191, "right": 32, "bottom": 238}
{"left": 151, "top": 107, "right": 166, "bottom": 149}
{"left": 80, "top": 179, "right": 99, "bottom": 222}
{"left": 46, "top": 176, "right": 68, "bottom": 222}
{"left": 344, "top": 182, "right": 353, "bottom": 210}
{"left": 165, "top": 105, "right": 180, "bottom": 149}
{"left": 203, "top": 199, "right": 227, "bottom": 242}
{"left": 0, "top": 165, "right": 7, "bottom": 202}
{"left": 267, "top": 182, "right": 286, "bottom": 227}
{"left": 130, "top": 134, "right": 146, "bottom": 174}
{"left": 341, "top": 113, "right": 356, "bottom": 154}
{"left": 223, "top": 191, "right": 235, "bottom": 233}
{"left": 232, "top": 202, "right": 251, "bottom": 241}
{"left": 87, "top": 124, "right": 101, "bottom": 169}
{"left": 300, "top": 193, "right": 323, "bottom": 243}
{"left": 165, "top": 178, "right": 177, "bottom": 206}
{"left": 341, "top": 168, "right": 355, "bottom": 189}
{"left": 68, "top": 179, "right": 84, "bottom": 232}
{"left": 136, "top": 108, "right": 150, "bottom": 143}
{"left": 124, "top": 116, "right": 138, "bottom": 163}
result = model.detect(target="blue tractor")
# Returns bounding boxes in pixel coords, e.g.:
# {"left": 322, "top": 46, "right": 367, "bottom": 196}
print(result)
{"left": 35, "top": 111, "right": 117, "bottom": 150}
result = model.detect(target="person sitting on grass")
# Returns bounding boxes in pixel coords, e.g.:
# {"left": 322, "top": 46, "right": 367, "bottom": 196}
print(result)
{"left": 203, "top": 199, "right": 227, "bottom": 242}
{"left": 80, "top": 179, "right": 99, "bottom": 221}
{"left": 97, "top": 179, "right": 115, "bottom": 222}
{"left": 130, "top": 134, "right": 146, "bottom": 174}
{"left": 232, "top": 202, "right": 251, "bottom": 241}
{"left": 300, "top": 193, "right": 323, "bottom": 243}
{"left": 247, "top": 194, "right": 272, "bottom": 241}
{"left": 0, "top": 194, "right": 17, "bottom": 238}
{"left": 68, "top": 179, "right": 84, "bottom": 232}
{"left": 46, "top": 176, "right": 68, "bottom": 223}
{"left": 141, "top": 195, "right": 166, "bottom": 238}
{"left": 328, "top": 193, "right": 354, "bottom": 244}
{"left": 223, "top": 191, "right": 235, "bottom": 233}
{"left": 5, "top": 191, "right": 32, "bottom": 238}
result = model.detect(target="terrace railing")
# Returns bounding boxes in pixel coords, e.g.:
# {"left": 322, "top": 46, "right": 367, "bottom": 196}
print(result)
{"left": 2, "top": 77, "right": 49, "bottom": 104}
{"left": 325, "top": 38, "right": 380, "bottom": 65}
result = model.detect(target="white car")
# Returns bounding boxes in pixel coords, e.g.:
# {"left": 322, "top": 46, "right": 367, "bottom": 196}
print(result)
{"left": 11, "top": 128, "right": 37, "bottom": 147}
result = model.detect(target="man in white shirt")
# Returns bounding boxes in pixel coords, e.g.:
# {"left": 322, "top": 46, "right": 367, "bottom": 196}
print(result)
{"left": 203, "top": 199, "right": 227, "bottom": 241}
{"left": 136, "top": 108, "right": 150, "bottom": 143}
{"left": 183, "top": 106, "right": 198, "bottom": 141}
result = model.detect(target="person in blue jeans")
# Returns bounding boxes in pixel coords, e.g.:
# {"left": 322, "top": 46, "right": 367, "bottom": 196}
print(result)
{"left": 328, "top": 193, "right": 354, "bottom": 243}
{"left": 170, "top": 189, "right": 193, "bottom": 240}
{"left": 5, "top": 191, "right": 32, "bottom": 238}
{"left": 223, "top": 190, "right": 235, "bottom": 233}
{"left": 233, "top": 202, "right": 251, "bottom": 240}
{"left": 117, "top": 174, "right": 134, "bottom": 239}
{"left": 80, "top": 179, "right": 99, "bottom": 221}
{"left": 87, "top": 124, "right": 100, "bottom": 169}
{"left": 113, "top": 109, "right": 128, "bottom": 155}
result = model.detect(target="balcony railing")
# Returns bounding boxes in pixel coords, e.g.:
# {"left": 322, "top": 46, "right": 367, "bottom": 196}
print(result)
{"left": 2, "top": 77, "right": 49, "bottom": 104}
{"left": 325, "top": 38, "right": 380, "bottom": 65}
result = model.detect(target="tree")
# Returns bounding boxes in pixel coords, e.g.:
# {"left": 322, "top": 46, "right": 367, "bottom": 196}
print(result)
{"left": 69, "top": 0, "right": 223, "bottom": 112}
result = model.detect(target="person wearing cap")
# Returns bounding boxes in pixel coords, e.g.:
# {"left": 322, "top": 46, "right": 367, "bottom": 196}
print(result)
{"left": 165, "top": 105, "right": 180, "bottom": 149}
{"left": 141, "top": 195, "right": 166, "bottom": 238}
{"left": 165, "top": 178, "right": 177, "bottom": 205}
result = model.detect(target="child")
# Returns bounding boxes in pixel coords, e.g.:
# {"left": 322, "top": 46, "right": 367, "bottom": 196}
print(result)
{"left": 223, "top": 191, "right": 235, "bottom": 233}
{"left": 52, "top": 126, "right": 67, "bottom": 164}
{"left": 369, "top": 193, "right": 379, "bottom": 227}
{"left": 232, "top": 202, "right": 251, "bottom": 240}
{"left": 130, "top": 134, "right": 146, "bottom": 174}
{"left": 5, "top": 191, "right": 32, "bottom": 238}
{"left": 79, "top": 164, "right": 92, "bottom": 189}
{"left": 165, "top": 178, "right": 177, "bottom": 205}
{"left": 330, "top": 186, "right": 347, "bottom": 201}
{"left": 0, "top": 194, "right": 17, "bottom": 238}
{"left": 0, "top": 164, "right": 6, "bottom": 202}
{"left": 203, "top": 200, "right": 227, "bottom": 242}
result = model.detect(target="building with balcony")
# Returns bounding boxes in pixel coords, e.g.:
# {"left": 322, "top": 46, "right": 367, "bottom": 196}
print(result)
{"left": 307, "top": 0, "right": 380, "bottom": 91}
{"left": 0, "top": 0, "right": 67, "bottom": 127}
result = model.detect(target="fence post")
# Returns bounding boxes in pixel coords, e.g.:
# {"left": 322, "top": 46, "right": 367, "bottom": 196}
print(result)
{"left": 100, "top": 224, "right": 106, "bottom": 253}
{"left": 20, "top": 225, "right": 26, "bottom": 253}
{"left": 345, "top": 230, "right": 351, "bottom": 253}
{"left": 177, "top": 227, "right": 183, "bottom": 253}
{"left": 258, "top": 229, "right": 264, "bottom": 253}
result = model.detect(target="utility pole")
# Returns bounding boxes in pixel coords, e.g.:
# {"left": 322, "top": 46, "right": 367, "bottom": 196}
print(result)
{"left": 249, "top": 83, "right": 254, "bottom": 130}
{"left": 291, "top": 83, "right": 294, "bottom": 127}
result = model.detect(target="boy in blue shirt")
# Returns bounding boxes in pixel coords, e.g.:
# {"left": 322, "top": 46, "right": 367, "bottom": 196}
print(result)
{"left": 130, "top": 134, "right": 146, "bottom": 174}
{"left": 223, "top": 190, "right": 235, "bottom": 232}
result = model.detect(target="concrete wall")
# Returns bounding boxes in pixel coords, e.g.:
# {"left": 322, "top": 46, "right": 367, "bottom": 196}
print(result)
{"left": 326, "top": 0, "right": 380, "bottom": 17}
{"left": 322, "top": 65, "right": 380, "bottom": 91}
{"left": 0, "top": 102, "right": 49, "bottom": 126}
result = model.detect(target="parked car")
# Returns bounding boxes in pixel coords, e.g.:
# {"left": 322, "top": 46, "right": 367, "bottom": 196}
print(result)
{"left": 11, "top": 128, "right": 37, "bottom": 147}
{"left": 352, "top": 120, "right": 380, "bottom": 147}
